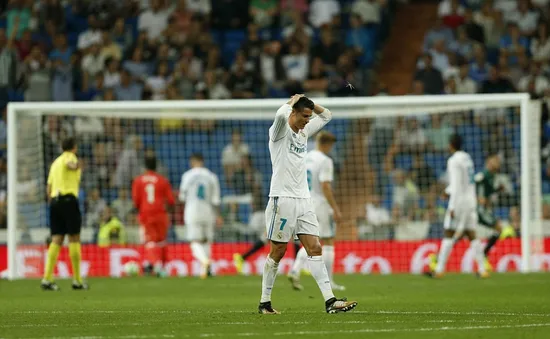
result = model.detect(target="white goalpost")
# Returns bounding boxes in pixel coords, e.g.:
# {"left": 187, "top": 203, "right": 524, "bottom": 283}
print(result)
{"left": 4, "top": 93, "right": 545, "bottom": 280}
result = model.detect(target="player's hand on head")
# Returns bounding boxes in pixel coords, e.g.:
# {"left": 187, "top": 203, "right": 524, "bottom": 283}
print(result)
{"left": 288, "top": 94, "right": 305, "bottom": 106}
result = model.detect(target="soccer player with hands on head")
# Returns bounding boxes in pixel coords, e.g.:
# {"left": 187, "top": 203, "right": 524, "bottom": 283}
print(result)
{"left": 259, "top": 94, "right": 357, "bottom": 314}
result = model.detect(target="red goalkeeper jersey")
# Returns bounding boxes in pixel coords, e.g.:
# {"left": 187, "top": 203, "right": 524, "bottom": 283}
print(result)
{"left": 132, "top": 171, "right": 175, "bottom": 218}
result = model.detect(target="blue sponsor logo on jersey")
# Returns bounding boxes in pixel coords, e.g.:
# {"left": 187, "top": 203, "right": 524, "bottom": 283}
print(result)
{"left": 290, "top": 143, "right": 307, "bottom": 154}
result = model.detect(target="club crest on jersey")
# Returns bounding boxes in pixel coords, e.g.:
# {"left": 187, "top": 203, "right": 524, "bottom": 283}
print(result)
{"left": 300, "top": 131, "right": 305, "bottom": 137}
{"left": 277, "top": 232, "right": 283, "bottom": 240}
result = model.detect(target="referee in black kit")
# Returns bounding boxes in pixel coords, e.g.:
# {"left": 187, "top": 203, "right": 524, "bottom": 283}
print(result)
{"left": 41, "top": 137, "right": 88, "bottom": 291}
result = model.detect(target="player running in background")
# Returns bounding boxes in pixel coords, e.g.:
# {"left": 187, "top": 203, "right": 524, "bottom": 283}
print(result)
{"left": 288, "top": 131, "right": 345, "bottom": 291}
{"left": 179, "top": 153, "right": 223, "bottom": 279}
{"left": 259, "top": 94, "right": 357, "bottom": 314}
{"left": 426, "top": 134, "right": 488, "bottom": 279}
{"left": 42, "top": 137, "right": 87, "bottom": 291}
{"left": 474, "top": 154, "right": 505, "bottom": 272}
{"left": 132, "top": 155, "right": 175, "bottom": 277}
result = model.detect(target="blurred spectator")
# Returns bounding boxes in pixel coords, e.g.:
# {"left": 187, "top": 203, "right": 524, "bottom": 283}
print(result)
{"left": 111, "top": 17, "right": 134, "bottom": 53}
{"left": 115, "top": 70, "right": 143, "bottom": 101}
{"left": 480, "top": 66, "right": 515, "bottom": 93}
{"left": 414, "top": 54, "right": 444, "bottom": 94}
{"left": 396, "top": 117, "right": 428, "bottom": 154}
{"left": 171, "top": 61, "right": 196, "bottom": 99}
{"left": 171, "top": 0, "right": 193, "bottom": 34}
{"left": 469, "top": 45, "right": 491, "bottom": 83}
{"left": 185, "top": 0, "right": 212, "bottom": 16}
{"left": 507, "top": 0, "right": 539, "bottom": 36}
{"left": 112, "top": 189, "right": 134, "bottom": 223}
{"left": 86, "top": 142, "right": 114, "bottom": 192}
{"left": 462, "top": 8, "right": 484, "bottom": 44}
{"left": 442, "top": 53, "right": 459, "bottom": 80}
{"left": 7, "top": 0, "right": 32, "bottom": 40}
{"left": 455, "top": 63, "right": 478, "bottom": 94}
{"left": 74, "top": 113, "right": 104, "bottom": 140}
{"left": 346, "top": 14, "right": 373, "bottom": 67}
{"left": 113, "top": 135, "right": 143, "bottom": 188}
{"left": 303, "top": 57, "right": 329, "bottom": 98}
{"left": 15, "top": 29, "right": 33, "bottom": 61}
{"left": 0, "top": 29, "right": 18, "bottom": 106}
{"left": 163, "top": 16, "right": 187, "bottom": 48}
{"left": 328, "top": 52, "right": 362, "bottom": 96}
{"left": 138, "top": 0, "right": 172, "bottom": 42}
{"left": 211, "top": 0, "right": 249, "bottom": 29}
{"left": 222, "top": 130, "right": 250, "bottom": 180}
{"left": 352, "top": 0, "right": 383, "bottom": 25}
{"left": 51, "top": 55, "right": 74, "bottom": 102}
{"left": 391, "top": 169, "right": 420, "bottom": 222}
{"left": 78, "top": 15, "right": 102, "bottom": 51}
{"left": 473, "top": 3, "right": 494, "bottom": 44}
{"left": 17, "top": 165, "right": 38, "bottom": 203}
{"left": 309, "top": 0, "right": 340, "bottom": 28}
{"left": 425, "top": 114, "right": 453, "bottom": 152}
{"left": 427, "top": 38, "right": 450, "bottom": 72}
{"left": 312, "top": 26, "right": 343, "bottom": 68}
{"left": 85, "top": 188, "right": 107, "bottom": 228}
{"left": 23, "top": 46, "right": 51, "bottom": 101}
{"left": 280, "top": 0, "right": 308, "bottom": 26}
{"left": 449, "top": 27, "right": 475, "bottom": 60}
{"left": 365, "top": 195, "right": 393, "bottom": 233}
{"left": 195, "top": 70, "right": 231, "bottom": 99}
{"left": 228, "top": 52, "right": 261, "bottom": 99}
{"left": 82, "top": 43, "right": 106, "bottom": 82}
{"left": 257, "top": 41, "right": 285, "bottom": 88}
{"left": 423, "top": 19, "right": 454, "bottom": 52}
{"left": 41, "top": 0, "right": 65, "bottom": 32}
{"left": 97, "top": 206, "right": 126, "bottom": 247}
{"left": 123, "top": 48, "right": 150, "bottom": 81}
{"left": 242, "top": 23, "right": 264, "bottom": 64}
{"left": 282, "top": 40, "right": 309, "bottom": 83}
{"left": 499, "top": 23, "right": 528, "bottom": 66}
{"left": 530, "top": 23, "right": 550, "bottom": 63}
{"left": 177, "top": 45, "right": 202, "bottom": 79}
{"left": 282, "top": 11, "right": 313, "bottom": 48}
{"left": 440, "top": 0, "right": 465, "bottom": 29}
{"left": 518, "top": 62, "right": 550, "bottom": 95}
{"left": 249, "top": 0, "right": 278, "bottom": 29}
{"left": 230, "top": 154, "right": 262, "bottom": 195}
{"left": 49, "top": 34, "right": 73, "bottom": 65}
{"left": 145, "top": 62, "right": 170, "bottom": 100}
{"left": 104, "top": 58, "right": 121, "bottom": 88}
{"left": 101, "top": 30, "right": 122, "bottom": 61}
{"left": 409, "top": 155, "right": 436, "bottom": 195}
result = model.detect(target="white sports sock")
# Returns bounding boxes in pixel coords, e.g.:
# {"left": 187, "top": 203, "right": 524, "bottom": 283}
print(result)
{"left": 190, "top": 242, "right": 208, "bottom": 265}
{"left": 289, "top": 247, "right": 308, "bottom": 276}
{"left": 435, "top": 238, "right": 454, "bottom": 274}
{"left": 307, "top": 255, "right": 335, "bottom": 302}
{"left": 260, "top": 256, "right": 279, "bottom": 303}
{"left": 470, "top": 239, "right": 486, "bottom": 274}
{"left": 322, "top": 245, "right": 335, "bottom": 281}
{"left": 201, "top": 243, "right": 212, "bottom": 262}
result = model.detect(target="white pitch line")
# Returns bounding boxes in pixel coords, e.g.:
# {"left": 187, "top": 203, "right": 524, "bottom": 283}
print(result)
{"left": 7, "top": 310, "right": 550, "bottom": 317}
{"left": 7, "top": 323, "right": 550, "bottom": 339}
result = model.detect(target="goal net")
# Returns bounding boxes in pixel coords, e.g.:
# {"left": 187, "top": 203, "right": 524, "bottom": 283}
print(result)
{"left": 3, "top": 94, "right": 548, "bottom": 279}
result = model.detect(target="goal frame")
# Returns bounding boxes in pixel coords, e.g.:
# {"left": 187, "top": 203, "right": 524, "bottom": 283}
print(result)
{"left": 6, "top": 93, "right": 538, "bottom": 279}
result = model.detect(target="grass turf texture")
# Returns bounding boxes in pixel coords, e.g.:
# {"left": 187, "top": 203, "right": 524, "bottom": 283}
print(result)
{"left": 1, "top": 274, "right": 549, "bottom": 339}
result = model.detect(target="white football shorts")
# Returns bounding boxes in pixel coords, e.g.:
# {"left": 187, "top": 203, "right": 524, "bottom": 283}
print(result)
{"left": 265, "top": 197, "right": 319, "bottom": 242}
{"left": 443, "top": 206, "right": 478, "bottom": 233}
{"left": 186, "top": 219, "right": 215, "bottom": 242}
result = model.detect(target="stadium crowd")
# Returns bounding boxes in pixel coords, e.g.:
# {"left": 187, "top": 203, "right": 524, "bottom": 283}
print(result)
{"left": 0, "top": 0, "right": 547, "bottom": 243}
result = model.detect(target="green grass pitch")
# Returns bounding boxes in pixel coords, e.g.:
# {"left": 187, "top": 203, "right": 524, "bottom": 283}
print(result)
{"left": 1, "top": 274, "right": 549, "bottom": 339}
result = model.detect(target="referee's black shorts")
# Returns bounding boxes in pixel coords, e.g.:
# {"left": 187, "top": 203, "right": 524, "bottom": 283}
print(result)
{"left": 49, "top": 194, "right": 82, "bottom": 236}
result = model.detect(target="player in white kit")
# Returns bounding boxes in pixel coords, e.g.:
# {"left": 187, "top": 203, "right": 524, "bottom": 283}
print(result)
{"left": 426, "top": 134, "right": 489, "bottom": 279}
{"left": 179, "top": 153, "right": 223, "bottom": 279}
{"left": 258, "top": 94, "right": 357, "bottom": 314}
{"left": 288, "top": 131, "right": 345, "bottom": 291}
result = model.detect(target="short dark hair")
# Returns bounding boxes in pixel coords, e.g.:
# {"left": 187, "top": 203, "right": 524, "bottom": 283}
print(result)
{"left": 449, "top": 134, "right": 463, "bottom": 151}
{"left": 190, "top": 153, "right": 204, "bottom": 162}
{"left": 144, "top": 155, "right": 157, "bottom": 171}
{"left": 292, "top": 96, "right": 314, "bottom": 112}
{"left": 61, "top": 137, "right": 77, "bottom": 151}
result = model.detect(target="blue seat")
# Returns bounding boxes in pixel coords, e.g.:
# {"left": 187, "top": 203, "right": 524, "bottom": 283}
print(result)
{"left": 224, "top": 29, "right": 246, "bottom": 43}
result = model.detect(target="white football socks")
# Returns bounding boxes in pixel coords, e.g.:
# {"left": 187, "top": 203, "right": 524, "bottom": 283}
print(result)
{"left": 308, "top": 255, "right": 335, "bottom": 302}
{"left": 190, "top": 242, "right": 208, "bottom": 265}
{"left": 322, "top": 245, "right": 335, "bottom": 282}
{"left": 289, "top": 246, "right": 308, "bottom": 277}
{"left": 435, "top": 238, "right": 454, "bottom": 274}
{"left": 260, "top": 256, "right": 279, "bottom": 303}
{"left": 470, "top": 239, "right": 487, "bottom": 274}
{"left": 202, "top": 243, "right": 211, "bottom": 262}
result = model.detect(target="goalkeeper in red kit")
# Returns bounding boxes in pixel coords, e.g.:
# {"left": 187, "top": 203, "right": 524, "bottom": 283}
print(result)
{"left": 132, "top": 155, "right": 175, "bottom": 277}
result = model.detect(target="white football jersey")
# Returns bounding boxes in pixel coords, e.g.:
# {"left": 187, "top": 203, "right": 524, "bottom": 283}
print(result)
{"left": 306, "top": 149, "right": 334, "bottom": 209}
{"left": 445, "top": 150, "right": 477, "bottom": 211}
{"left": 268, "top": 104, "right": 332, "bottom": 198}
{"left": 179, "top": 167, "right": 221, "bottom": 221}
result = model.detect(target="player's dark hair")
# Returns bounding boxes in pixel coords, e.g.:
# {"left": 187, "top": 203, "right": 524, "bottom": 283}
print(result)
{"left": 190, "top": 153, "right": 204, "bottom": 162}
{"left": 449, "top": 134, "right": 463, "bottom": 151}
{"left": 61, "top": 137, "right": 77, "bottom": 151}
{"left": 144, "top": 155, "right": 157, "bottom": 171}
{"left": 293, "top": 97, "right": 314, "bottom": 112}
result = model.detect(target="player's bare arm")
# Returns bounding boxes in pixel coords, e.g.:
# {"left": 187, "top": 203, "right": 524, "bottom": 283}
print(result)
{"left": 321, "top": 182, "right": 342, "bottom": 222}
